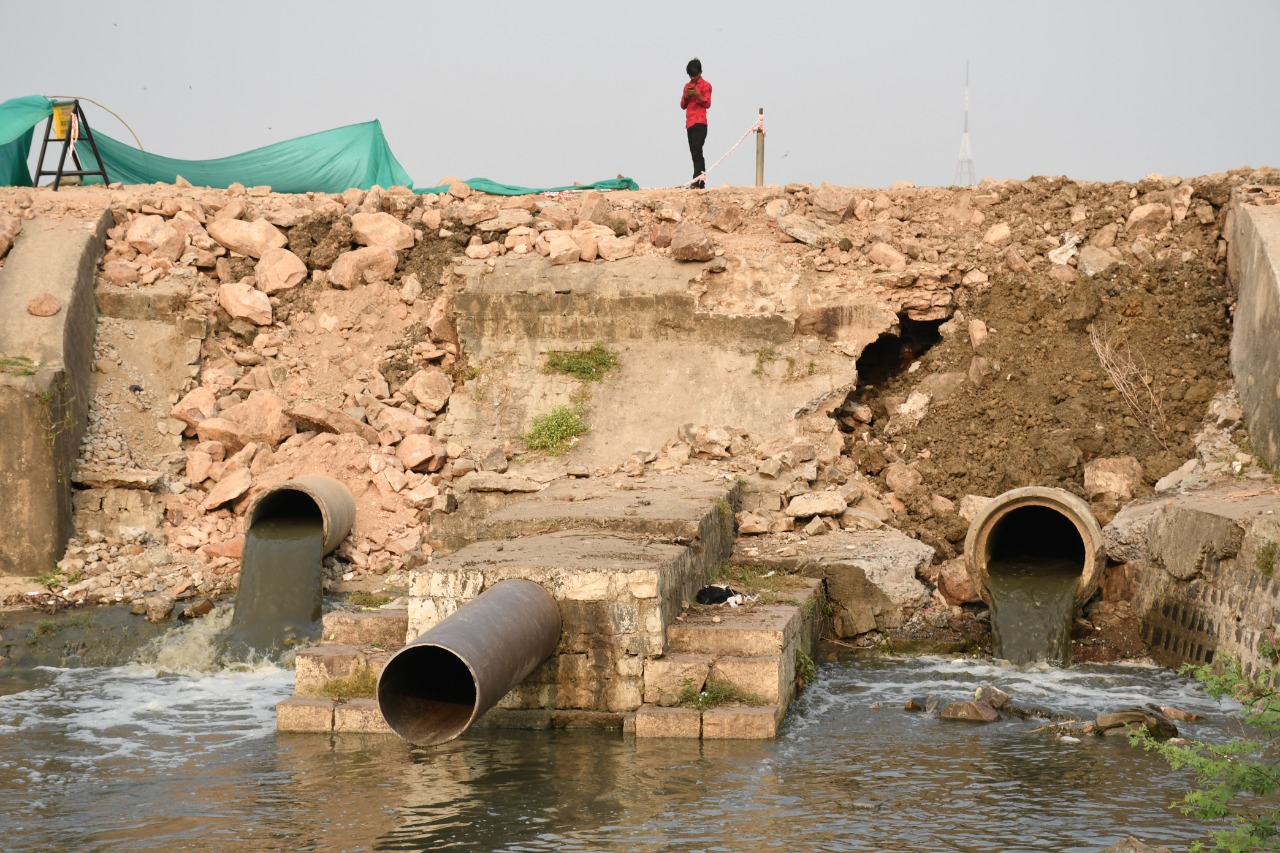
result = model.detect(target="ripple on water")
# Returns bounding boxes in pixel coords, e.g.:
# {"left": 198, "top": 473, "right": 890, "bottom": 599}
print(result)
{"left": 0, "top": 648, "right": 1238, "bottom": 852}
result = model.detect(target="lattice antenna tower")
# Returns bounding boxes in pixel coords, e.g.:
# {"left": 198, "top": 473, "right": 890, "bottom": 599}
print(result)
{"left": 954, "top": 61, "right": 976, "bottom": 186}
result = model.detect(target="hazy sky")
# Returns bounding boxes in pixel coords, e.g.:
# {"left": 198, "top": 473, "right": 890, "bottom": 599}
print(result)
{"left": 7, "top": 1, "right": 1278, "bottom": 190}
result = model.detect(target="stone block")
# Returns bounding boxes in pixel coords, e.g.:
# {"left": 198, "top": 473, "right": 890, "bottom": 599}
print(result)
{"left": 634, "top": 705, "right": 701, "bottom": 738}
{"left": 701, "top": 705, "right": 782, "bottom": 739}
{"left": 643, "top": 653, "right": 711, "bottom": 706}
{"left": 666, "top": 606, "right": 798, "bottom": 656}
{"left": 334, "top": 698, "right": 394, "bottom": 734}
{"left": 95, "top": 280, "right": 190, "bottom": 320}
{"left": 294, "top": 645, "right": 368, "bottom": 696}
{"left": 321, "top": 609, "right": 408, "bottom": 647}
{"left": 276, "top": 696, "right": 334, "bottom": 732}
{"left": 710, "top": 655, "right": 789, "bottom": 705}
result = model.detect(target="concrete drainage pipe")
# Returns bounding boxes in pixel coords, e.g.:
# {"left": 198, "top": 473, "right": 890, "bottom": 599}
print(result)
{"left": 963, "top": 486, "right": 1105, "bottom": 609}
{"left": 378, "top": 578, "right": 562, "bottom": 746}
{"left": 245, "top": 475, "right": 355, "bottom": 555}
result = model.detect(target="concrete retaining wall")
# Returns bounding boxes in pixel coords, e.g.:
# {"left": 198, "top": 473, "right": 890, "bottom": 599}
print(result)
{"left": 0, "top": 210, "right": 111, "bottom": 575}
{"left": 1229, "top": 199, "right": 1280, "bottom": 471}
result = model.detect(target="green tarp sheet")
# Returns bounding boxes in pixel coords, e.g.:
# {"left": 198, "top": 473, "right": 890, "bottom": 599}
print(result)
{"left": 0, "top": 94, "right": 639, "bottom": 195}
{"left": 0, "top": 95, "right": 54, "bottom": 187}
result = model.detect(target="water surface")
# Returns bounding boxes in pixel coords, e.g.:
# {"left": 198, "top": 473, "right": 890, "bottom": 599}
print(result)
{"left": 0, "top": 627, "right": 1229, "bottom": 852}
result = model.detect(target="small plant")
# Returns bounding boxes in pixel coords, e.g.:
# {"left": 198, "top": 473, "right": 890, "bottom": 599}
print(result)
{"left": 544, "top": 342, "right": 618, "bottom": 381}
{"left": 1257, "top": 541, "right": 1278, "bottom": 578}
{"left": 714, "top": 560, "right": 810, "bottom": 604}
{"left": 35, "top": 569, "right": 63, "bottom": 590}
{"left": 522, "top": 404, "right": 588, "bottom": 455}
{"left": 0, "top": 354, "right": 37, "bottom": 376}
{"left": 1132, "top": 657, "right": 1280, "bottom": 851}
{"left": 345, "top": 591, "right": 393, "bottom": 609}
{"left": 26, "top": 619, "right": 59, "bottom": 645}
{"left": 676, "top": 678, "right": 765, "bottom": 710}
{"left": 752, "top": 346, "right": 780, "bottom": 377}
{"left": 315, "top": 668, "right": 379, "bottom": 700}
{"left": 796, "top": 650, "right": 817, "bottom": 688}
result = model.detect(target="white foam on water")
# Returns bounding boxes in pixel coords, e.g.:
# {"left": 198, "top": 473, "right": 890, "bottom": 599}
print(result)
{"left": 0, "top": 606, "right": 295, "bottom": 784}
{"left": 787, "top": 653, "right": 1236, "bottom": 738}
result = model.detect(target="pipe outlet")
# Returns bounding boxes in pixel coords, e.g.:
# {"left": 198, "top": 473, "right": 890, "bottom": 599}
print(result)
{"left": 378, "top": 579, "right": 561, "bottom": 746}
{"left": 245, "top": 475, "right": 355, "bottom": 556}
{"left": 963, "top": 486, "right": 1104, "bottom": 609}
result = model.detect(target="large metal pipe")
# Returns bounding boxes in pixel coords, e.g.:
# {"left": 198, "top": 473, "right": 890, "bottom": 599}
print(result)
{"left": 377, "top": 579, "right": 561, "bottom": 745}
{"left": 963, "top": 486, "right": 1105, "bottom": 608}
{"left": 245, "top": 475, "right": 355, "bottom": 556}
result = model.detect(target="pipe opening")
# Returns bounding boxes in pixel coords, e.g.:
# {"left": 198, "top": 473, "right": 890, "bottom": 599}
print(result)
{"left": 250, "top": 488, "right": 323, "bottom": 528}
{"left": 985, "top": 505, "right": 1086, "bottom": 575}
{"left": 378, "top": 645, "right": 479, "bottom": 744}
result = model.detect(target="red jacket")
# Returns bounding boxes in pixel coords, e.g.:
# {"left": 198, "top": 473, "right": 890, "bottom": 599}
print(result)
{"left": 681, "top": 77, "right": 712, "bottom": 128}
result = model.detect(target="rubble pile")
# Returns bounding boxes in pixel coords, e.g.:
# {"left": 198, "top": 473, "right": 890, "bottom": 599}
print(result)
{"left": 1, "top": 167, "right": 1274, "bottom": 633}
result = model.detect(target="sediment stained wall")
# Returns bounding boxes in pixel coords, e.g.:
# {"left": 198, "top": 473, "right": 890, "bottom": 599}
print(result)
{"left": 0, "top": 211, "right": 111, "bottom": 575}
{"left": 1130, "top": 491, "right": 1280, "bottom": 676}
{"left": 1229, "top": 199, "right": 1280, "bottom": 471}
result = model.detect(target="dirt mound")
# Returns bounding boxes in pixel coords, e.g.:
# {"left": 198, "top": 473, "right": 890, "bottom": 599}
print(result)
{"left": 838, "top": 177, "right": 1242, "bottom": 560}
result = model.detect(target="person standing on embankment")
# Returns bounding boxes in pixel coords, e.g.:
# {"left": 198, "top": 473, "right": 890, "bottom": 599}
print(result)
{"left": 681, "top": 58, "right": 712, "bottom": 189}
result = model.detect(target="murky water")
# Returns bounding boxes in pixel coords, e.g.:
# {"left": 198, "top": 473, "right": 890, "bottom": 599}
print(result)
{"left": 988, "top": 556, "right": 1080, "bottom": 666}
{"left": 0, "top": 619, "right": 1233, "bottom": 853}
{"left": 221, "top": 514, "right": 325, "bottom": 658}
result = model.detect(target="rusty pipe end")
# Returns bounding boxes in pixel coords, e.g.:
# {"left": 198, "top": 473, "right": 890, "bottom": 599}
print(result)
{"left": 963, "top": 486, "right": 1104, "bottom": 609}
{"left": 378, "top": 579, "right": 561, "bottom": 745}
{"left": 377, "top": 643, "right": 481, "bottom": 745}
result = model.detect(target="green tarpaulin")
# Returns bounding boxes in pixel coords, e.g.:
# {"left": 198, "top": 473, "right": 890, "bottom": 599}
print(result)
{"left": 0, "top": 95, "right": 54, "bottom": 187}
{"left": 0, "top": 94, "right": 638, "bottom": 196}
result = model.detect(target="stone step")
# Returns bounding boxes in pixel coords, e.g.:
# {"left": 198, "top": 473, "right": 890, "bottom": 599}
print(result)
{"left": 633, "top": 703, "right": 785, "bottom": 739}
{"left": 476, "top": 475, "right": 741, "bottom": 546}
{"left": 293, "top": 644, "right": 392, "bottom": 697}
{"left": 643, "top": 650, "right": 792, "bottom": 707}
{"left": 321, "top": 608, "right": 408, "bottom": 648}
{"left": 275, "top": 697, "right": 396, "bottom": 735}
{"left": 666, "top": 604, "right": 802, "bottom": 657}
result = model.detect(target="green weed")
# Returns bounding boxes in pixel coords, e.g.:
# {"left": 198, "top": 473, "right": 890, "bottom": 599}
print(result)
{"left": 676, "top": 678, "right": 766, "bottom": 710}
{"left": 0, "top": 354, "right": 37, "bottom": 376}
{"left": 345, "top": 591, "right": 393, "bottom": 609}
{"left": 316, "top": 668, "right": 379, "bottom": 699}
{"left": 544, "top": 342, "right": 618, "bottom": 381}
{"left": 523, "top": 404, "right": 588, "bottom": 455}
{"left": 1257, "top": 541, "right": 1278, "bottom": 578}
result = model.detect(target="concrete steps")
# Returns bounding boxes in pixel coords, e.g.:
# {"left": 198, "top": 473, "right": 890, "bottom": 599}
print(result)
{"left": 275, "top": 607, "right": 407, "bottom": 734}
{"left": 635, "top": 577, "right": 824, "bottom": 740}
{"left": 278, "top": 472, "right": 826, "bottom": 741}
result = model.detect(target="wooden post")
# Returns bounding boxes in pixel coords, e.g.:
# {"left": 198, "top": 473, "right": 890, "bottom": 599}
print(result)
{"left": 755, "top": 108, "right": 765, "bottom": 187}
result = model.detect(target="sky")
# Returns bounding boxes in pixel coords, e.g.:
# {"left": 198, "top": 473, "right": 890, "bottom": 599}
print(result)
{"left": 6, "top": 1, "right": 1278, "bottom": 191}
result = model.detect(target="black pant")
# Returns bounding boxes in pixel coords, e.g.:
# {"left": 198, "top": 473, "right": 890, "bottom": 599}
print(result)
{"left": 687, "top": 123, "right": 707, "bottom": 185}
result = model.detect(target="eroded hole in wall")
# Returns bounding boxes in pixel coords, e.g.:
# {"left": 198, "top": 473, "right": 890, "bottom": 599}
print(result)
{"left": 830, "top": 316, "right": 943, "bottom": 434}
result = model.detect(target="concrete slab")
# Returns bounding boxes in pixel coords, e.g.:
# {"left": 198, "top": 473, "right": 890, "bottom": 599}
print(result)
{"left": 477, "top": 473, "right": 739, "bottom": 544}
{"left": 643, "top": 652, "right": 712, "bottom": 706}
{"left": 711, "top": 655, "right": 791, "bottom": 706}
{"left": 95, "top": 274, "right": 191, "bottom": 320}
{"left": 738, "top": 530, "right": 933, "bottom": 633}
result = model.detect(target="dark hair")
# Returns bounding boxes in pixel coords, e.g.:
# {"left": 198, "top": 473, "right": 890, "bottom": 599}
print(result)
{"left": 686, "top": 58, "right": 702, "bottom": 77}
